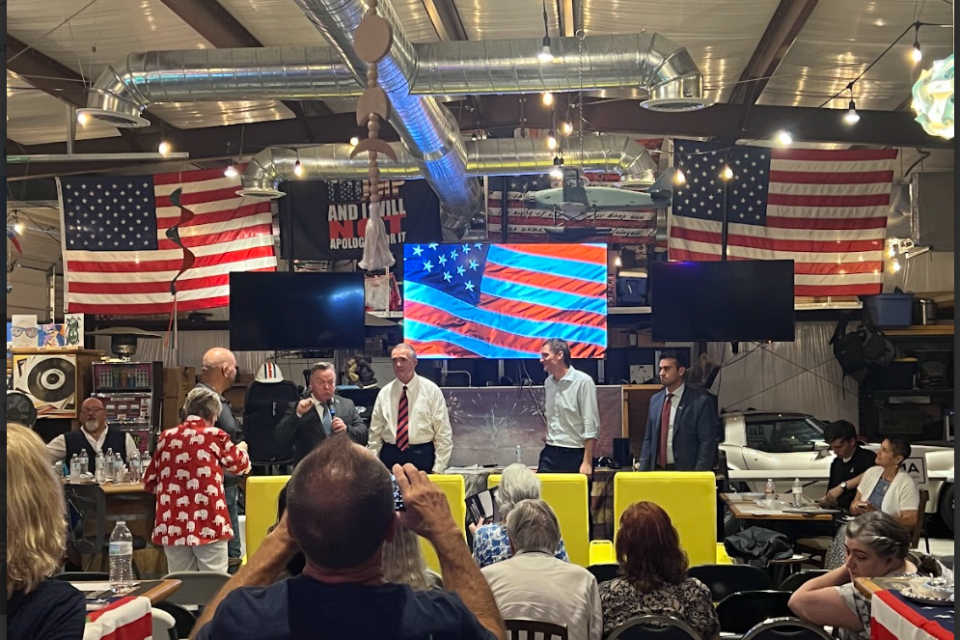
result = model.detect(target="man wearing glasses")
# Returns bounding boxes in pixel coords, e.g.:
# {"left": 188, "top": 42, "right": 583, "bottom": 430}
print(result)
{"left": 46, "top": 396, "right": 138, "bottom": 466}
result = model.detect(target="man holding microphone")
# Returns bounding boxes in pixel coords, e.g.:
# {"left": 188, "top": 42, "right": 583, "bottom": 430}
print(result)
{"left": 275, "top": 362, "right": 368, "bottom": 467}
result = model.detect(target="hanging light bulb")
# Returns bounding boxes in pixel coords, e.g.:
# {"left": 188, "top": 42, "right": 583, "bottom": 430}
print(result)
{"left": 887, "top": 243, "right": 897, "bottom": 258}
{"left": 674, "top": 169, "right": 686, "bottom": 185}
{"left": 13, "top": 221, "right": 25, "bottom": 235}
{"left": 224, "top": 164, "right": 239, "bottom": 178}
{"left": 538, "top": 36, "right": 554, "bottom": 63}
{"left": 720, "top": 165, "right": 734, "bottom": 180}
{"left": 158, "top": 140, "right": 172, "bottom": 156}
{"left": 546, "top": 131, "right": 558, "bottom": 150}
{"left": 293, "top": 159, "right": 304, "bottom": 177}
{"left": 776, "top": 130, "right": 793, "bottom": 146}
{"left": 892, "top": 258, "right": 902, "bottom": 272}
{"left": 844, "top": 99, "right": 860, "bottom": 124}
{"left": 349, "top": 136, "right": 360, "bottom": 147}
{"left": 542, "top": 91, "right": 554, "bottom": 106}
{"left": 559, "top": 121, "right": 573, "bottom": 136}
{"left": 614, "top": 255, "right": 622, "bottom": 267}
{"left": 911, "top": 39, "right": 923, "bottom": 63}
{"left": 77, "top": 111, "right": 90, "bottom": 126}
{"left": 549, "top": 156, "right": 564, "bottom": 180}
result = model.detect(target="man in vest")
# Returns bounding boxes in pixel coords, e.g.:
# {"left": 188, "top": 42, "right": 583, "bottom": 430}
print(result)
{"left": 46, "top": 396, "right": 138, "bottom": 466}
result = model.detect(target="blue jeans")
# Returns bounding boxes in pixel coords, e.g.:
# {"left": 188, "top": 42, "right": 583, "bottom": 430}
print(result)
{"left": 225, "top": 484, "right": 241, "bottom": 559}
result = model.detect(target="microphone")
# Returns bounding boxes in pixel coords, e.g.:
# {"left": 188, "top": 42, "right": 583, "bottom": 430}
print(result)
{"left": 328, "top": 403, "right": 336, "bottom": 419}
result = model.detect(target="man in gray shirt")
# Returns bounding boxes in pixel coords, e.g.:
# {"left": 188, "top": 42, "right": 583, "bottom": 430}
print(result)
{"left": 538, "top": 338, "right": 600, "bottom": 474}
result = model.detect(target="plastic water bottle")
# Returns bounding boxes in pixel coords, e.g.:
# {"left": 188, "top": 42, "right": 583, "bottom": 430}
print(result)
{"left": 515, "top": 445, "right": 524, "bottom": 465}
{"left": 95, "top": 451, "right": 106, "bottom": 483}
{"left": 114, "top": 452, "right": 123, "bottom": 477}
{"left": 79, "top": 449, "right": 89, "bottom": 475}
{"left": 792, "top": 478, "right": 804, "bottom": 508}
{"left": 141, "top": 452, "right": 151, "bottom": 479}
{"left": 765, "top": 478, "right": 776, "bottom": 505}
{"left": 69, "top": 454, "right": 81, "bottom": 480}
{"left": 108, "top": 521, "right": 137, "bottom": 593}
{"left": 105, "top": 448, "right": 115, "bottom": 477}
{"left": 129, "top": 450, "right": 141, "bottom": 482}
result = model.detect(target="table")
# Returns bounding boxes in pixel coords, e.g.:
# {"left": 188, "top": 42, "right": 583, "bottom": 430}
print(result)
{"left": 855, "top": 578, "right": 954, "bottom": 640}
{"left": 71, "top": 579, "right": 182, "bottom": 605}
{"left": 721, "top": 493, "right": 836, "bottom": 522}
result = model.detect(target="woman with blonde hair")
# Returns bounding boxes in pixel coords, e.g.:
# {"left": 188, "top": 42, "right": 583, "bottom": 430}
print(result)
{"left": 8, "top": 423, "right": 86, "bottom": 639}
{"left": 382, "top": 523, "right": 444, "bottom": 591}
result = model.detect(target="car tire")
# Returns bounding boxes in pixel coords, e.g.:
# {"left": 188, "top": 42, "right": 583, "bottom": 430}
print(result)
{"left": 939, "top": 483, "right": 954, "bottom": 534}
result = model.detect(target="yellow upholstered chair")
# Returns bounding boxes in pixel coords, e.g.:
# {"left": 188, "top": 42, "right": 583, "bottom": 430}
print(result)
{"left": 244, "top": 476, "right": 291, "bottom": 559}
{"left": 488, "top": 473, "right": 590, "bottom": 567}
{"left": 419, "top": 474, "right": 466, "bottom": 574}
{"left": 613, "top": 472, "right": 717, "bottom": 568}
{"left": 589, "top": 540, "right": 616, "bottom": 565}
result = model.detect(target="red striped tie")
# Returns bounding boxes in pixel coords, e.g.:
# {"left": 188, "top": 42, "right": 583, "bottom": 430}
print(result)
{"left": 396, "top": 385, "right": 409, "bottom": 451}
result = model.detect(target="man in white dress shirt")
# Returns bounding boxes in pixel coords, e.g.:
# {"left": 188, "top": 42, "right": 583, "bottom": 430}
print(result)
{"left": 482, "top": 499, "right": 602, "bottom": 640}
{"left": 368, "top": 343, "right": 453, "bottom": 474}
{"left": 539, "top": 338, "right": 600, "bottom": 475}
{"left": 46, "top": 396, "right": 139, "bottom": 466}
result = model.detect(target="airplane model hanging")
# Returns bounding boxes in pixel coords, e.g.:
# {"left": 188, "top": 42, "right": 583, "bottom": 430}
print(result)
{"left": 524, "top": 166, "right": 677, "bottom": 215}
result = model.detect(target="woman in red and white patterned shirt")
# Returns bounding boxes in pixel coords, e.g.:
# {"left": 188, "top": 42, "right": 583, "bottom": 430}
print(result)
{"left": 143, "top": 386, "right": 250, "bottom": 573}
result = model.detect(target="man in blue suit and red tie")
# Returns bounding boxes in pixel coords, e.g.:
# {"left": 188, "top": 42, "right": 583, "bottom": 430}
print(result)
{"left": 639, "top": 351, "right": 718, "bottom": 471}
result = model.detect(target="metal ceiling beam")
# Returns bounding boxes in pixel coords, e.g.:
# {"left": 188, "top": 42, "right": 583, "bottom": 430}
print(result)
{"left": 557, "top": 0, "right": 580, "bottom": 38}
{"left": 7, "top": 35, "right": 88, "bottom": 108}
{"left": 155, "top": 0, "right": 332, "bottom": 138}
{"left": 729, "top": 0, "right": 820, "bottom": 106}
{"left": 420, "top": 0, "right": 468, "bottom": 42}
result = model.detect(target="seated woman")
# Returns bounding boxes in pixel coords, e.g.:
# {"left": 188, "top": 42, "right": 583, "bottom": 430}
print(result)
{"left": 825, "top": 437, "right": 919, "bottom": 568}
{"left": 599, "top": 502, "right": 719, "bottom": 640}
{"left": 382, "top": 523, "right": 444, "bottom": 591}
{"left": 790, "top": 511, "right": 947, "bottom": 640}
{"left": 471, "top": 463, "right": 568, "bottom": 568}
{"left": 8, "top": 424, "right": 86, "bottom": 640}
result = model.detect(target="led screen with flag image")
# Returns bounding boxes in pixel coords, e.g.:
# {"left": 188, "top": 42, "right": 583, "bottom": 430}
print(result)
{"left": 403, "top": 243, "right": 608, "bottom": 359}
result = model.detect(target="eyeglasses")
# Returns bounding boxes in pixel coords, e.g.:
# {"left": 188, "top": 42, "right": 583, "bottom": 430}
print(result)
{"left": 11, "top": 326, "right": 39, "bottom": 338}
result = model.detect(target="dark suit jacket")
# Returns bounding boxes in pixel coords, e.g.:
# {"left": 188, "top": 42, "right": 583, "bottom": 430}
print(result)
{"left": 275, "top": 395, "right": 368, "bottom": 466}
{"left": 640, "top": 385, "right": 718, "bottom": 471}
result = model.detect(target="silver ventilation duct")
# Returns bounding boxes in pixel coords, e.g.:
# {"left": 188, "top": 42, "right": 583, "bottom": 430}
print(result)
{"left": 239, "top": 136, "right": 658, "bottom": 198}
{"left": 79, "top": 37, "right": 708, "bottom": 127}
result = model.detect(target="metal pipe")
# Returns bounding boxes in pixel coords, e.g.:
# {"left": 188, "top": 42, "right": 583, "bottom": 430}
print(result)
{"left": 7, "top": 152, "right": 191, "bottom": 163}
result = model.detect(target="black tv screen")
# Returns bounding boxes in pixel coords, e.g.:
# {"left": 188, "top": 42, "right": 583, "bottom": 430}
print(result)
{"left": 651, "top": 261, "right": 795, "bottom": 342}
{"left": 229, "top": 272, "right": 366, "bottom": 350}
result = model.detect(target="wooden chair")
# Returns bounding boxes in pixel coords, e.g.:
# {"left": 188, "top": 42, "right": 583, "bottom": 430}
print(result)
{"left": 911, "top": 490, "right": 929, "bottom": 552}
{"left": 505, "top": 619, "right": 568, "bottom": 640}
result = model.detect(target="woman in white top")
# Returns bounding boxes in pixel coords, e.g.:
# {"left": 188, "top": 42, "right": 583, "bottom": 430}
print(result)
{"left": 824, "top": 437, "right": 919, "bottom": 568}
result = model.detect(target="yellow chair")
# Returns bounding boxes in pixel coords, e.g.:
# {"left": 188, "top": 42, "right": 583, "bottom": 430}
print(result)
{"left": 589, "top": 540, "right": 616, "bottom": 565}
{"left": 488, "top": 473, "right": 590, "bottom": 567}
{"left": 244, "top": 476, "right": 290, "bottom": 559}
{"left": 613, "top": 472, "right": 717, "bottom": 568}
{"left": 419, "top": 474, "right": 466, "bottom": 575}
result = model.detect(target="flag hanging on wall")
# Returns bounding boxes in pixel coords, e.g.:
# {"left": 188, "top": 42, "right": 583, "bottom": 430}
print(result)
{"left": 57, "top": 167, "right": 276, "bottom": 315}
{"left": 667, "top": 141, "right": 896, "bottom": 297}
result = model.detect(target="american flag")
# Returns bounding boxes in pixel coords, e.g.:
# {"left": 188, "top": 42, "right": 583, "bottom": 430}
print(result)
{"left": 58, "top": 167, "right": 276, "bottom": 315}
{"left": 668, "top": 140, "right": 896, "bottom": 297}
{"left": 487, "top": 175, "right": 657, "bottom": 245}
{"left": 403, "top": 243, "right": 608, "bottom": 359}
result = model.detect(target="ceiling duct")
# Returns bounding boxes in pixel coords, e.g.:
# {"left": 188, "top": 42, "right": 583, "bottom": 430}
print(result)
{"left": 239, "top": 136, "right": 658, "bottom": 198}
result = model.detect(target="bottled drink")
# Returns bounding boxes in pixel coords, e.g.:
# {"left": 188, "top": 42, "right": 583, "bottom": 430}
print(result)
{"left": 764, "top": 478, "right": 776, "bottom": 505}
{"left": 69, "top": 454, "right": 81, "bottom": 480}
{"left": 515, "top": 445, "right": 524, "bottom": 465}
{"left": 114, "top": 452, "right": 123, "bottom": 476}
{"left": 108, "top": 521, "right": 138, "bottom": 593}
{"left": 105, "top": 448, "right": 115, "bottom": 477}
{"left": 95, "top": 451, "right": 106, "bottom": 483}
{"left": 141, "top": 452, "right": 151, "bottom": 480}
{"left": 129, "top": 450, "right": 141, "bottom": 482}
{"left": 792, "top": 478, "right": 804, "bottom": 508}
{"left": 79, "top": 449, "right": 89, "bottom": 475}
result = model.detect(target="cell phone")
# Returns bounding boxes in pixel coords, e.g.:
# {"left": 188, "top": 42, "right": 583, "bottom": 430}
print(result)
{"left": 391, "top": 473, "right": 405, "bottom": 511}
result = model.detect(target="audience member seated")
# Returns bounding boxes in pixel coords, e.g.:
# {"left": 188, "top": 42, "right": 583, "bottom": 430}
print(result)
{"left": 8, "top": 424, "right": 86, "bottom": 640}
{"left": 481, "top": 499, "right": 602, "bottom": 640}
{"left": 383, "top": 523, "right": 444, "bottom": 591}
{"left": 789, "top": 511, "right": 947, "bottom": 640}
{"left": 191, "top": 437, "right": 506, "bottom": 640}
{"left": 143, "top": 387, "right": 251, "bottom": 573}
{"left": 471, "top": 463, "right": 569, "bottom": 567}
{"left": 824, "top": 437, "right": 919, "bottom": 569}
{"left": 599, "top": 502, "right": 720, "bottom": 639}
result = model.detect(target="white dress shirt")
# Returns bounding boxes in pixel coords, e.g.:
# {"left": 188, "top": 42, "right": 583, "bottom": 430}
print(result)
{"left": 46, "top": 426, "right": 140, "bottom": 464}
{"left": 666, "top": 383, "right": 685, "bottom": 465}
{"left": 482, "top": 550, "right": 602, "bottom": 640}
{"left": 368, "top": 374, "right": 453, "bottom": 473}
{"left": 544, "top": 366, "right": 600, "bottom": 448}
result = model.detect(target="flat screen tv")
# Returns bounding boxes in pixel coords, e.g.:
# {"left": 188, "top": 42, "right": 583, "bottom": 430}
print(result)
{"left": 403, "top": 243, "right": 608, "bottom": 359}
{"left": 651, "top": 260, "right": 795, "bottom": 342}
{"left": 229, "top": 272, "right": 366, "bottom": 351}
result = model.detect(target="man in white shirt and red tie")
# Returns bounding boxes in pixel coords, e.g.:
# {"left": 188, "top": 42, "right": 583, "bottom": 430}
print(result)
{"left": 639, "top": 350, "right": 718, "bottom": 472}
{"left": 368, "top": 343, "right": 453, "bottom": 473}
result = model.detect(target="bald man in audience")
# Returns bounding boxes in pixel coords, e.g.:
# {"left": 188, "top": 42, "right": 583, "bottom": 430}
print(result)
{"left": 47, "top": 397, "right": 139, "bottom": 466}
{"left": 195, "top": 346, "right": 247, "bottom": 565}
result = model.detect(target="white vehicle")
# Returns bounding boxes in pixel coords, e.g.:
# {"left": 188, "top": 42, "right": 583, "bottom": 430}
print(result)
{"left": 720, "top": 411, "right": 954, "bottom": 532}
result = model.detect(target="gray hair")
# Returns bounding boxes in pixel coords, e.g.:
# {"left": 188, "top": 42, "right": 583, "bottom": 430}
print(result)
{"left": 844, "top": 511, "right": 910, "bottom": 560}
{"left": 497, "top": 463, "right": 542, "bottom": 520}
{"left": 506, "top": 499, "right": 561, "bottom": 555}
{"left": 183, "top": 386, "right": 222, "bottom": 422}
{"left": 392, "top": 343, "right": 418, "bottom": 361}
{"left": 310, "top": 362, "right": 336, "bottom": 376}
{"left": 382, "top": 524, "right": 432, "bottom": 591}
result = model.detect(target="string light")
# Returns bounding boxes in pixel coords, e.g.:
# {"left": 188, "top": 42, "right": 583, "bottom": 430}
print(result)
{"left": 77, "top": 111, "right": 90, "bottom": 126}
{"left": 158, "top": 141, "right": 172, "bottom": 156}
{"left": 549, "top": 156, "right": 564, "bottom": 180}
{"left": 887, "top": 243, "right": 897, "bottom": 258}
{"left": 349, "top": 136, "right": 360, "bottom": 147}
{"left": 893, "top": 258, "right": 902, "bottom": 272}
{"left": 559, "top": 121, "right": 573, "bottom": 136}
{"left": 13, "top": 221, "right": 24, "bottom": 235}
{"left": 911, "top": 26, "right": 923, "bottom": 63}
{"left": 776, "top": 130, "right": 793, "bottom": 146}
{"left": 546, "top": 131, "right": 558, "bottom": 150}
{"left": 674, "top": 169, "right": 686, "bottom": 185}
{"left": 537, "top": 0, "right": 553, "bottom": 62}
{"left": 720, "top": 165, "right": 734, "bottom": 180}
{"left": 294, "top": 158, "right": 304, "bottom": 177}
{"left": 224, "top": 164, "right": 239, "bottom": 178}
{"left": 844, "top": 85, "right": 859, "bottom": 124}
{"left": 614, "top": 255, "right": 622, "bottom": 267}
{"left": 542, "top": 91, "right": 554, "bottom": 106}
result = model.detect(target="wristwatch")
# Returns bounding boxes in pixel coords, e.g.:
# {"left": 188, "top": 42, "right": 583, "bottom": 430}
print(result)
{"left": 839, "top": 481, "right": 848, "bottom": 490}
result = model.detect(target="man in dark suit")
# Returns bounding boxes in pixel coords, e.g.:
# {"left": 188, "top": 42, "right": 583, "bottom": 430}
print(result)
{"left": 275, "top": 361, "right": 367, "bottom": 466}
{"left": 640, "top": 350, "right": 718, "bottom": 471}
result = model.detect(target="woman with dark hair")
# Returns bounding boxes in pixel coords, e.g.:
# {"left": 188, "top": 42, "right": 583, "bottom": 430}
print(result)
{"left": 599, "top": 502, "right": 719, "bottom": 639}
{"left": 790, "top": 511, "right": 948, "bottom": 640}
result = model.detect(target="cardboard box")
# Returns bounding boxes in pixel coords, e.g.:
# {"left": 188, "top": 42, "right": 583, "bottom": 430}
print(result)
{"left": 161, "top": 367, "right": 195, "bottom": 428}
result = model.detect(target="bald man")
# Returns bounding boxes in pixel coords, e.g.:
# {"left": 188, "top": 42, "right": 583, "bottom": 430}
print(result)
{"left": 195, "top": 347, "right": 246, "bottom": 564}
{"left": 47, "top": 397, "right": 139, "bottom": 466}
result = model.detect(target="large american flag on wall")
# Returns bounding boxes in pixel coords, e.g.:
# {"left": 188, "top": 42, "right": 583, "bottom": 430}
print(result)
{"left": 57, "top": 167, "right": 277, "bottom": 315}
{"left": 668, "top": 140, "right": 896, "bottom": 297}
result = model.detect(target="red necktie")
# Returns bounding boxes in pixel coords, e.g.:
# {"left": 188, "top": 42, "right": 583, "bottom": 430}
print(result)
{"left": 658, "top": 393, "right": 673, "bottom": 468}
{"left": 396, "top": 386, "right": 409, "bottom": 451}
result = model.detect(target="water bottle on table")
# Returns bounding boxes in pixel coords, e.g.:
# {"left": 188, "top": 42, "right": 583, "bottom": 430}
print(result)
{"left": 105, "top": 448, "right": 115, "bottom": 477}
{"left": 129, "top": 450, "right": 141, "bottom": 482}
{"left": 515, "top": 445, "right": 524, "bottom": 465}
{"left": 108, "top": 520, "right": 138, "bottom": 593}
{"left": 95, "top": 451, "right": 106, "bottom": 483}
{"left": 79, "top": 449, "right": 89, "bottom": 475}
{"left": 764, "top": 478, "right": 776, "bottom": 507}
{"left": 69, "top": 454, "right": 81, "bottom": 481}
{"left": 792, "top": 478, "right": 804, "bottom": 508}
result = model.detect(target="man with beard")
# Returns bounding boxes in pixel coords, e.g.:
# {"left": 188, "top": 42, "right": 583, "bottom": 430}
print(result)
{"left": 46, "top": 396, "right": 139, "bottom": 465}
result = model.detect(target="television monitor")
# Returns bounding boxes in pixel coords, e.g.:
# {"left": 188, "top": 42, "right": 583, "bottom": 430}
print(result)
{"left": 650, "top": 260, "right": 795, "bottom": 342}
{"left": 403, "top": 243, "right": 608, "bottom": 359}
{"left": 229, "top": 272, "right": 366, "bottom": 351}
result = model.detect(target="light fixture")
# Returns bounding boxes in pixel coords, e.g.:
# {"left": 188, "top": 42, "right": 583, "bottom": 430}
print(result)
{"left": 13, "top": 221, "right": 25, "bottom": 235}
{"left": 77, "top": 111, "right": 90, "bottom": 126}
{"left": 844, "top": 99, "right": 860, "bottom": 124}
{"left": 349, "top": 136, "right": 360, "bottom": 147}
{"left": 674, "top": 169, "right": 686, "bottom": 185}
{"left": 776, "top": 130, "right": 793, "bottom": 146}
{"left": 542, "top": 91, "right": 554, "bottom": 106}
{"left": 549, "top": 156, "right": 564, "bottom": 180}
{"left": 912, "top": 53, "right": 954, "bottom": 140}
{"left": 293, "top": 158, "right": 304, "bottom": 177}
{"left": 887, "top": 244, "right": 897, "bottom": 258}
{"left": 546, "top": 131, "right": 558, "bottom": 150}
{"left": 538, "top": 36, "right": 554, "bottom": 63}
{"left": 911, "top": 27, "right": 923, "bottom": 64}
{"left": 720, "top": 165, "right": 734, "bottom": 180}
{"left": 892, "top": 258, "right": 902, "bottom": 272}
{"left": 224, "top": 164, "right": 239, "bottom": 178}
{"left": 614, "top": 255, "right": 622, "bottom": 267}
{"left": 559, "top": 121, "right": 573, "bottom": 136}
{"left": 158, "top": 140, "right": 172, "bottom": 156}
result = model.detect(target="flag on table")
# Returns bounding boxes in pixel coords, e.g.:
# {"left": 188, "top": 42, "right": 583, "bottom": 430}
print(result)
{"left": 403, "top": 243, "right": 607, "bottom": 359}
{"left": 668, "top": 140, "right": 896, "bottom": 297}
{"left": 58, "top": 167, "right": 276, "bottom": 315}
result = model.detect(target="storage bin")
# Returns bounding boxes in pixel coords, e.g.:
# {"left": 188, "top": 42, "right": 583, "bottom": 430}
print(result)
{"left": 862, "top": 293, "right": 915, "bottom": 328}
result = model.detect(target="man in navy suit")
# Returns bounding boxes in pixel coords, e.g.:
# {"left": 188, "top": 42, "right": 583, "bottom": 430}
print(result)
{"left": 639, "top": 351, "right": 718, "bottom": 471}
